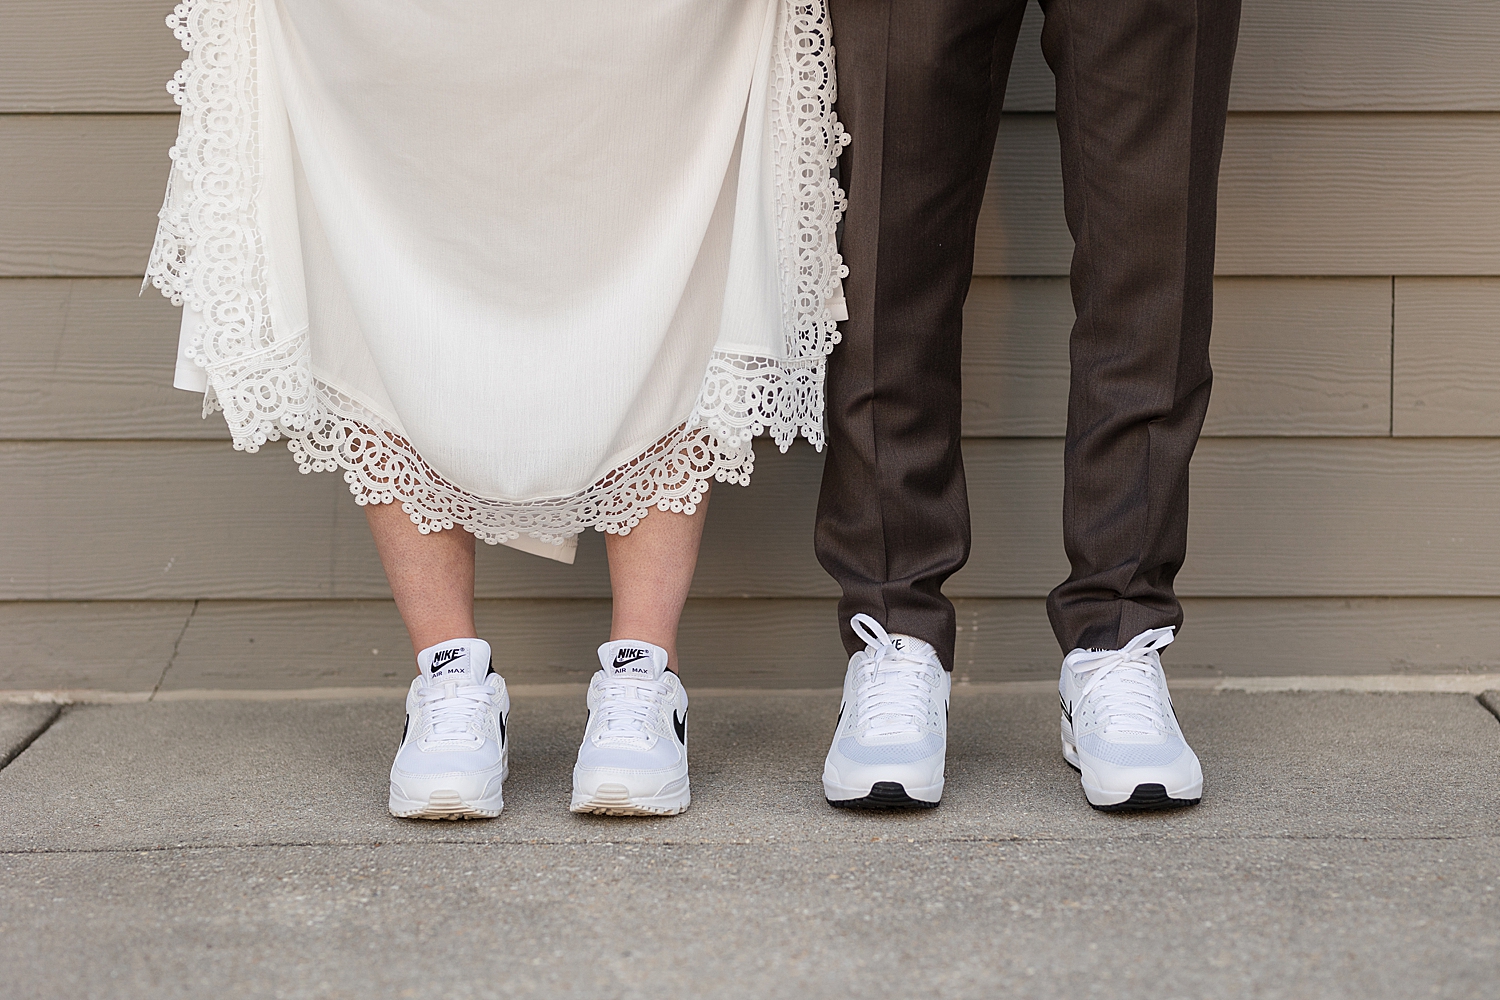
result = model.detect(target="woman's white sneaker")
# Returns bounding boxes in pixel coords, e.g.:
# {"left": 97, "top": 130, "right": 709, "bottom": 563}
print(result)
{"left": 1059, "top": 626, "right": 1203, "bottom": 811}
{"left": 823, "top": 614, "right": 950, "bottom": 809}
{"left": 570, "top": 640, "right": 690, "bottom": 816}
{"left": 388, "top": 638, "right": 509, "bottom": 820}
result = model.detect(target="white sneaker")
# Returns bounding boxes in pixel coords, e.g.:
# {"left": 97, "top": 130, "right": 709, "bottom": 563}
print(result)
{"left": 388, "top": 638, "right": 509, "bottom": 820}
{"left": 570, "top": 640, "right": 690, "bottom": 816}
{"left": 1059, "top": 626, "right": 1203, "bottom": 810}
{"left": 822, "top": 614, "right": 950, "bottom": 808}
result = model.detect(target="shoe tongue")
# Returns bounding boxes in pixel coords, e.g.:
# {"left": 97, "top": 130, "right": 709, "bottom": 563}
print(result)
{"left": 598, "top": 640, "right": 669, "bottom": 680}
{"left": 885, "top": 633, "right": 938, "bottom": 663}
{"left": 418, "top": 638, "right": 493, "bottom": 685}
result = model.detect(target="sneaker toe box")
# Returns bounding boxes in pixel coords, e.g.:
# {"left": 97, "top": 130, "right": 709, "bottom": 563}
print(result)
{"left": 391, "top": 740, "right": 504, "bottom": 779}
{"left": 824, "top": 732, "right": 947, "bottom": 800}
{"left": 573, "top": 740, "right": 686, "bottom": 798}
{"left": 1075, "top": 733, "right": 1203, "bottom": 802}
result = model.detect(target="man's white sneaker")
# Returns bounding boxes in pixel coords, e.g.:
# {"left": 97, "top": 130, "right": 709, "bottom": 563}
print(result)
{"left": 1059, "top": 626, "right": 1203, "bottom": 811}
{"left": 570, "top": 640, "right": 690, "bottom": 816}
{"left": 388, "top": 638, "right": 509, "bottom": 820}
{"left": 823, "top": 614, "right": 950, "bottom": 808}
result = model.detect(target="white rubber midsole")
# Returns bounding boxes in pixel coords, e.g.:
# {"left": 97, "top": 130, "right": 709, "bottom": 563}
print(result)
{"left": 388, "top": 785, "right": 505, "bottom": 816}
{"left": 570, "top": 775, "right": 691, "bottom": 816}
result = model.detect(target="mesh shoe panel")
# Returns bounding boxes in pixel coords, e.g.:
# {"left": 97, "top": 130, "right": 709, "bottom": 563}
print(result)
{"left": 1077, "top": 733, "right": 1186, "bottom": 768}
{"left": 836, "top": 733, "right": 944, "bottom": 765}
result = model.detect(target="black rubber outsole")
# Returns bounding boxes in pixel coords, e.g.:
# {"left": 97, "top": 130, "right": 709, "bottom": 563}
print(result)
{"left": 1090, "top": 782, "right": 1200, "bottom": 812}
{"left": 827, "top": 781, "right": 940, "bottom": 810}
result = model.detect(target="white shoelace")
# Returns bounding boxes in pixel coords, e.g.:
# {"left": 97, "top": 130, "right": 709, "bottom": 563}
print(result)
{"left": 593, "top": 676, "right": 671, "bottom": 745}
{"left": 849, "top": 613, "right": 943, "bottom": 739}
{"left": 417, "top": 679, "right": 496, "bottom": 745}
{"left": 1073, "top": 627, "right": 1177, "bottom": 739}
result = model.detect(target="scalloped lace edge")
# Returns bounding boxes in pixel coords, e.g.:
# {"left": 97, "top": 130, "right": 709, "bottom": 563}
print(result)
{"left": 146, "top": 0, "right": 848, "bottom": 542}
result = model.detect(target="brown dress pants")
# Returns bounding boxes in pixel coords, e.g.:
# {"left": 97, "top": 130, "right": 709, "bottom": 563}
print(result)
{"left": 815, "top": 0, "right": 1241, "bottom": 668}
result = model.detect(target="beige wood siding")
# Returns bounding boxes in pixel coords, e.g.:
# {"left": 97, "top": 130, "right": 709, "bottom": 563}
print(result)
{"left": 3, "top": 0, "right": 1498, "bottom": 687}
{"left": 1393, "top": 278, "right": 1500, "bottom": 436}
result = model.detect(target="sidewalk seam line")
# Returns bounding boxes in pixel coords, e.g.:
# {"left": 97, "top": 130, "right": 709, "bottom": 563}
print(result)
{"left": 0, "top": 704, "right": 63, "bottom": 771}
{"left": 1, "top": 832, "right": 1491, "bottom": 856}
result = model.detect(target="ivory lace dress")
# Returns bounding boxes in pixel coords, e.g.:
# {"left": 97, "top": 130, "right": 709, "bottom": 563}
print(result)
{"left": 147, "top": 0, "right": 847, "bottom": 562}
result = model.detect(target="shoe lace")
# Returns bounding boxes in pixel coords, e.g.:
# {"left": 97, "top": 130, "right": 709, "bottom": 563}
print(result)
{"left": 1074, "top": 627, "right": 1177, "bottom": 738}
{"left": 848, "top": 614, "right": 942, "bottom": 739}
{"left": 593, "top": 676, "right": 670, "bottom": 745}
{"left": 417, "top": 679, "right": 496, "bottom": 745}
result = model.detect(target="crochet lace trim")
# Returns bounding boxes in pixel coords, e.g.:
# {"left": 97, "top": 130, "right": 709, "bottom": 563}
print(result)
{"left": 146, "top": 0, "right": 848, "bottom": 544}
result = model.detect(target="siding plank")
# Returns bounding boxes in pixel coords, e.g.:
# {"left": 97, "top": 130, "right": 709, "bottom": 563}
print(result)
{"left": 0, "top": 278, "right": 222, "bottom": 439}
{"left": 0, "top": 115, "right": 176, "bottom": 277}
{"left": 10, "top": 439, "right": 1500, "bottom": 601}
{"left": 5, "top": 275, "right": 1388, "bottom": 440}
{"left": 975, "top": 113, "right": 1500, "bottom": 277}
{"left": 10, "top": 595, "right": 1500, "bottom": 693}
{"left": 13, "top": 1, "right": 1500, "bottom": 114}
{"left": 0, "top": 0, "right": 183, "bottom": 113}
{"left": 13, "top": 113, "right": 1500, "bottom": 279}
{"left": 1003, "top": 1, "right": 1500, "bottom": 113}
{"left": 963, "top": 276, "right": 1391, "bottom": 437}
{"left": 161, "top": 599, "right": 850, "bottom": 690}
{"left": 962, "top": 597, "right": 1500, "bottom": 678}
{"left": 1393, "top": 278, "right": 1500, "bottom": 437}
{"left": 0, "top": 440, "right": 820, "bottom": 601}
{"left": 1166, "top": 439, "right": 1500, "bottom": 598}
{"left": 0, "top": 601, "right": 192, "bottom": 691}
{"left": 0, "top": 441, "right": 355, "bottom": 601}
{"left": 1225, "top": 1, "right": 1500, "bottom": 112}
{"left": 1204, "top": 277, "right": 1392, "bottom": 436}
{"left": 1214, "top": 115, "right": 1500, "bottom": 276}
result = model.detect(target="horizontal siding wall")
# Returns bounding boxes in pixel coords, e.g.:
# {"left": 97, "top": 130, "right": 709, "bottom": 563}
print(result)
{"left": 9, "top": 0, "right": 1500, "bottom": 114}
{"left": 3, "top": 275, "right": 1394, "bottom": 441}
{"left": 9, "top": 597, "right": 1500, "bottom": 693}
{"left": 7, "top": 439, "right": 1500, "bottom": 602}
{"left": 2, "top": 0, "right": 1498, "bottom": 688}
{"left": 10, "top": 112, "right": 1500, "bottom": 279}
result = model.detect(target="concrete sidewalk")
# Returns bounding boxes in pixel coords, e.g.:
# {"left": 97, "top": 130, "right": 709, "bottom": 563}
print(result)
{"left": 1, "top": 685, "right": 1498, "bottom": 998}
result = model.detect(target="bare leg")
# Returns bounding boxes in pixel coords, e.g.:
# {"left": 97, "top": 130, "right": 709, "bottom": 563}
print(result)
{"left": 605, "top": 488, "right": 711, "bottom": 674}
{"left": 365, "top": 501, "right": 477, "bottom": 662}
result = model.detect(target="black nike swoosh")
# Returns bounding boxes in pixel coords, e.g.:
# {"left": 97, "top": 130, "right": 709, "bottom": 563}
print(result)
{"left": 673, "top": 709, "right": 687, "bottom": 745}
{"left": 613, "top": 653, "right": 649, "bottom": 668}
{"left": 400, "top": 713, "right": 409, "bottom": 747}
{"left": 498, "top": 710, "right": 507, "bottom": 747}
{"left": 1059, "top": 695, "right": 1073, "bottom": 725}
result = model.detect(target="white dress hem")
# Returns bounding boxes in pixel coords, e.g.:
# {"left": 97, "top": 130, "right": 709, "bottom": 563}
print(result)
{"left": 146, "top": 0, "right": 848, "bottom": 557}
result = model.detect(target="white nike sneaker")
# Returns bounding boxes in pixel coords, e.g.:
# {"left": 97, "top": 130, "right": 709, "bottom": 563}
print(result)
{"left": 823, "top": 614, "right": 950, "bottom": 808}
{"left": 388, "top": 638, "right": 509, "bottom": 820}
{"left": 1059, "top": 626, "right": 1203, "bottom": 811}
{"left": 570, "top": 640, "right": 690, "bottom": 816}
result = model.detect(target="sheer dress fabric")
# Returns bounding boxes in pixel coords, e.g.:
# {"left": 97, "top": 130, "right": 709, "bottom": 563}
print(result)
{"left": 148, "top": 0, "right": 847, "bottom": 561}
